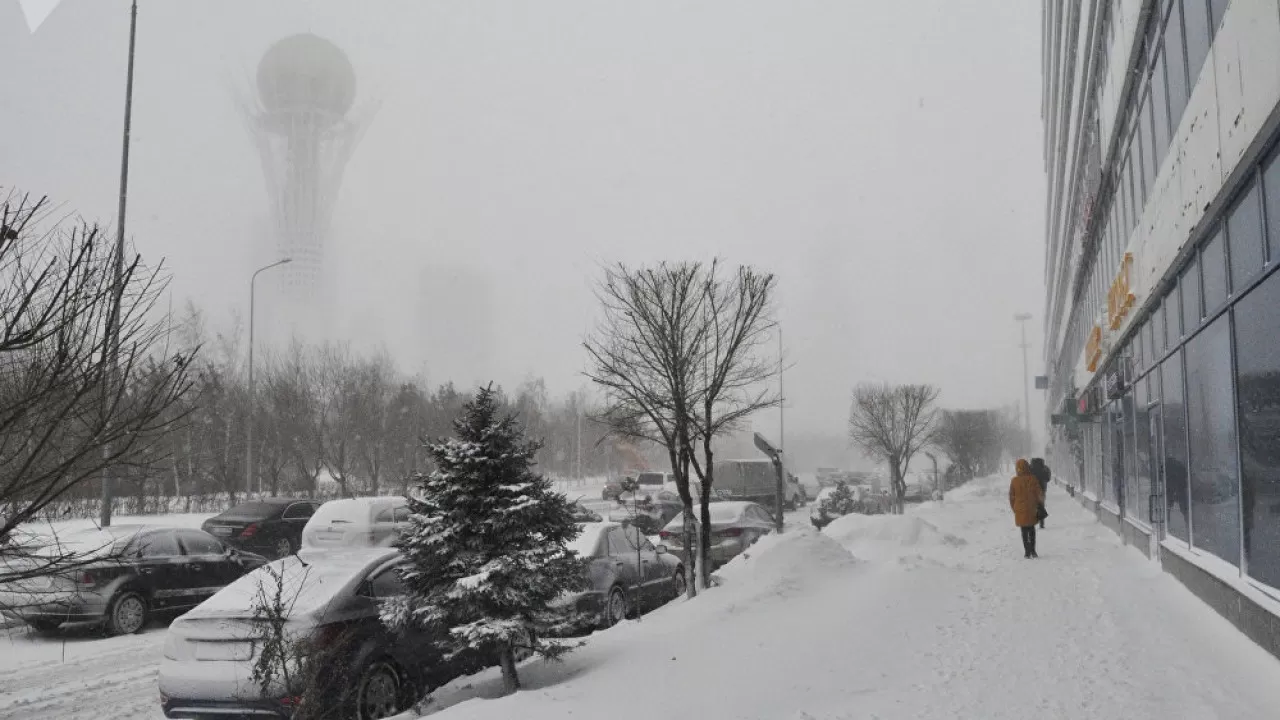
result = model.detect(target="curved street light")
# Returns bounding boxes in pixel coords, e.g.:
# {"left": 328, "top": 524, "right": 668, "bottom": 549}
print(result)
{"left": 246, "top": 258, "right": 291, "bottom": 497}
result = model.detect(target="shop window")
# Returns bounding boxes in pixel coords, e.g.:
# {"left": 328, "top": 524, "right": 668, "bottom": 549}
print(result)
{"left": 1227, "top": 182, "right": 1264, "bottom": 293}
{"left": 1186, "top": 315, "right": 1240, "bottom": 565}
{"left": 1164, "top": 0, "right": 1190, "bottom": 129}
{"left": 1181, "top": 258, "right": 1201, "bottom": 332}
{"left": 1164, "top": 288, "right": 1181, "bottom": 342}
{"left": 1183, "top": 0, "right": 1212, "bottom": 88}
{"left": 1234, "top": 271, "right": 1280, "bottom": 589}
{"left": 1153, "top": 302, "right": 1166, "bottom": 356}
{"left": 1162, "top": 350, "right": 1190, "bottom": 542}
{"left": 1201, "top": 229, "right": 1227, "bottom": 313}
{"left": 1134, "top": 380, "right": 1152, "bottom": 524}
{"left": 1263, "top": 146, "right": 1280, "bottom": 264}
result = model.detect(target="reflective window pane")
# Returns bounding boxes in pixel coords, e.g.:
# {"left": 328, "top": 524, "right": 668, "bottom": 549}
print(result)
{"left": 1202, "top": 229, "right": 1227, "bottom": 313}
{"left": 1141, "top": 94, "right": 1158, "bottom": 195}
{"left": 1135, "top": 382, "right": 1153, "bottom": 523}
{"left": 1228, "top": 182, "right": 1264, "bottom": 292}
{"left": 1164, "top": 288, "right": 1182, "bottom": 341}
{"left": 1185, "top": 315, "right": 1240, "bottom": 564}
{"left": 1165, "top": 0, "right": 1190, "bottom": 127}
{"left": 1152, "top": 50, "right": 1170, "bottom": 171}
{"left": 1209, "top": 0, "right": 1228, "bottom": 34}
{"left": 1184, "top": 0, "right": 1212, "bottom": 87}
{"left": 1234, "top": 271, "right": 1280, "bottom": 589}
{"left": 1264, "top": 147, "right": 1280, "bottom": 263}
{"left": 1153, "top": 302, "right": 1166, "bottom": 356}
{"left": 1163, "top": 349, "right": 1190, "bottom": 541}
{"left": 1182, "top": 257, "right": 1201, "bottom": 332}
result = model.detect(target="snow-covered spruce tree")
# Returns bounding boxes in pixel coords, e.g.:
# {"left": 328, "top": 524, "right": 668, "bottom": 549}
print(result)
{"left": 821, "top": 481, "right": 858, "bottom": 516}
{"left": 382, "top": 385, "right": 586, "bottom": 696}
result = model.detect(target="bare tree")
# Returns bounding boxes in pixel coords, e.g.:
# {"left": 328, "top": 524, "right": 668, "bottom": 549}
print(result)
{"left": 685, "top": 262, "right": 779, "bottom": 587}
{"left": 584, "top": 262, "right": 707, "bottom": 597}
{"left": 935, "top": 409, "right": 1004, "bottom": 482}
{"left": 847, "top": 383, "right": 940, "bottom": 514}
{"left": 0, "top": 191, "right": 193, "bottom": 581}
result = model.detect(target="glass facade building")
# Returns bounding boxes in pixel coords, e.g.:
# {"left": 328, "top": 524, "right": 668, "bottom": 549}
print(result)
{"left": 1043, "top": 0, "right": 1280, "bottom": 652}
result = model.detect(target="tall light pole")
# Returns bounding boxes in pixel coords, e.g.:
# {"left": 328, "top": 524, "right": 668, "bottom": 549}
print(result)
{"left": 1015, "top": 312, "right": 1033, "bottom": 452}
{"left": 246, "top": 258, "right": 291, "bottom": 497}
{"left": 100, "top": 0, "right": 139, "bottom": 528}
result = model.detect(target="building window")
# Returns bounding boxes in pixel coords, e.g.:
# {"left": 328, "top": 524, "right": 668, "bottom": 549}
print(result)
{"left": 1185, "top": 314, "right": 1240, "bottom": 565}
{"left": 1227, "top": 182, "right": 1264, "bottom": 293}
{"left": 1202, "top": 228, "right": 1227, "bottom": 314}
{"left": 1130, "top": 133, "right": 1146, "bottom": 218}
{"left": 1163, "top": 349, "right": 1190, "bottom": 542}
{"left": 1181, "top": 257, "right": 1201, "bottom": 333}
{"left": 1233, "top": 270, "right": 1280, "bottom": 589}
{"left": 1165, "top": 0, "right": 1191, "bottom": 130}
{"left": 1153, "top": 302, "right": 1166, "bottom": 357}
{"left": 1208, "top": 0, "right": 1229, "bottom": 34}
{"left": 1164, "top": 288, "right": 1182, "bottom": 342}
{"left": 1141, "top": 93, "right": 1159, "bottom": 195}
{"left": 1263, "top": 146, "right": 1280, "bottom": 264}
{"left": 1183, "top": 0, "right": 1212, "bottom": 88}
{"left": 1134, "top": 377, "right": 1152, "bottom": 524}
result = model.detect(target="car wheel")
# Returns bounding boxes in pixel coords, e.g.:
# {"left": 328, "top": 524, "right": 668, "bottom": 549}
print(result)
{"left": 603, "top": 586, "right": 627, "bottom": 627}
{"left": 355, "top": 660, "right": 403, "bottom": 720}
{"left": 28, "top": 619, "right": 61, "bottom": 634}
{"left": 106, "top": 591, "right": 147, "bottom": 635}
{"left": 272, "top": 536, "right": 295, "bottom": 559}
{"left": 671, "top": 568, "right": 687, "bottom": 599}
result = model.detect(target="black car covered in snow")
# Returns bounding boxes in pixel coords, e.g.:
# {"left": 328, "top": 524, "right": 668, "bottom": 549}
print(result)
{"left": 0, "top": 525, "right": 267, "bottom": 635}
{"left": 202, "top": 498, "right": 319, "bottom": 559}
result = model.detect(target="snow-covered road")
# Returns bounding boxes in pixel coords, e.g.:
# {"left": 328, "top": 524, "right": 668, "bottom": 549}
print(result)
{"left": 419, "top": 476, "right": 1280, "bottom": 720}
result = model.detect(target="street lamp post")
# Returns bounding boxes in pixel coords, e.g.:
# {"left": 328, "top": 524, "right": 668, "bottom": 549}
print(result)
{"left": 246, "top": 258, "right": 291, "bottom": 497}
{"left": 1014, "top": 312, "right": 1033, "bottom": 452}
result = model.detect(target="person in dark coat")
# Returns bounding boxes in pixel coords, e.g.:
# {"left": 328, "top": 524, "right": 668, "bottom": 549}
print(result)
{"left": 1029, "top": 458, "right": 1051, "bottom": 529}
{"left": 1009, "top": 459, "right": 1044, "bottom": 558}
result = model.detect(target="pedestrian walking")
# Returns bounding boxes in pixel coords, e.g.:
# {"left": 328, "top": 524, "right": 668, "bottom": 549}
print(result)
{"left": 1009, "top": 458, "right": 1044, "bottom": 559}
{"left": 1030, "top": 457, "right": 1051, "bottom": 529}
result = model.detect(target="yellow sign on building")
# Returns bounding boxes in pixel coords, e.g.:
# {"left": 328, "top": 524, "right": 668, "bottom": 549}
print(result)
{"left": 1107, "top": 252, "right": 1135, "bottom": 331}
{"left": 1085, "top": 325, "right": 1102, "bottom": 372}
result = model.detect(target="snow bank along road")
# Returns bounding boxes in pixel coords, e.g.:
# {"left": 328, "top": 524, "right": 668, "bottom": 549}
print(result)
{"left": 419, "top": 476, "right": 1280, "bottom": 720}
{"left": 6, "top": 478, "right": 1280, "bottom": 720}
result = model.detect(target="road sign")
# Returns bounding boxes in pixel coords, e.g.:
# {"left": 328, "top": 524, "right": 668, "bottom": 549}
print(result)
{"left": 753, "top": 432, "right": 780, "bottom": 458}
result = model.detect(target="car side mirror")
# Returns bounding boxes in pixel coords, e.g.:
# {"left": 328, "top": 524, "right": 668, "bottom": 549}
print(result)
{"left": 655, "top": 545, "right": 668, "bottom": 555}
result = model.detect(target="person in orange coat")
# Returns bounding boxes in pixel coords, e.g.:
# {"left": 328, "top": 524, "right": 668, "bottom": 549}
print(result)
{"left": 1009, "top": 458, "right": 1045, "bottom": 558}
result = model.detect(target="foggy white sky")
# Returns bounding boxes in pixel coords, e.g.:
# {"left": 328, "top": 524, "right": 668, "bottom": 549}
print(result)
{"left": 1, "top": 0, "right": 1046, "bottom": 440}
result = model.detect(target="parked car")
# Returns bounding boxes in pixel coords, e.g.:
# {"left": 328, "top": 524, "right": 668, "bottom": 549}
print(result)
{"left": 302, "top": 497, "right": 411, "bottom": 550}
{"left": 202, "top": 498, "right": 319, "bottom": 559}
{"left": 636, "top": 471, "right": 667, "bottom": 489}
{"left": 601, "top": 480, "right": 624, "bottom": 501}
{"left": 555, "top": 522, "right": 684, "bottom": 630}
{"left": 608, "top": 489, "right": 684, "bottom": 534}
{"left": 0, "top": 525, "right": 266, "bottom": 636}
{"left": 159, "top": 547, "right": 485, "bottom": 720}
{"left": 570, "top": 500, "right": 603, "bottom": 523}
{"left": 656, "top": 501, "right": 775, "bottom": 571}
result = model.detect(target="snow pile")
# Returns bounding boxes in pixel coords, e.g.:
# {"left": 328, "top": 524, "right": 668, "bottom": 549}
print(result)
{"left": 822, "top": 513, "right": 966, "bottom": 568}
{"left": 700, "top": 526, "right": 858, "bottom": 606}
{"left": 944, "top": 473, "right": 1008, "bottom": 501}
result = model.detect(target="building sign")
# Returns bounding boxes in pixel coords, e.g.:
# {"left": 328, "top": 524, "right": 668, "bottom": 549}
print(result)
{"left": 1107, "top": 252, "right": 1136, "bottom": 330}
{"left": 1085, "top": 325, "right": 1102, "bottom": 372}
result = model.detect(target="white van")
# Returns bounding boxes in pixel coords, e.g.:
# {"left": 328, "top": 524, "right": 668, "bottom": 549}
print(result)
{"left": 301, "top": 496, "right": 411, "bottom": 550}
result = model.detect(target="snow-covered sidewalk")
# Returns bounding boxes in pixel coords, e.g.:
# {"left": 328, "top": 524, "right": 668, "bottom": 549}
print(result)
{"left": 420, "top": 476, "right": 1280, "bottom": 720}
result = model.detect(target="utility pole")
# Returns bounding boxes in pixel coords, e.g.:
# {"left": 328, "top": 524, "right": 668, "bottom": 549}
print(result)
{"left": 1015, "top": 312, "right": 1033, "bottom": 454}
{"left": 246, "top": 258, "right": 291, "bottom": 497}
{"left": 100, "top": 0, "right": 139, "bottom": 528}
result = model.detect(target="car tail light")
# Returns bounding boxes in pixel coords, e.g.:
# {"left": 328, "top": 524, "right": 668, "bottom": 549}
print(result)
{"left": 658, "top": 531, "right": 671, "bottom": 540}
{"left": 310, "top": 623, "right": 348, "bottom": 651}
{"left": 279, "top": 696, "right": 303, "bottom": 707}
{"left": 77, "top": 571, "right": 96, "bottom": 587}
{"left": 239, "top": 523, "right": 258, "bottom": 538}
{"left": 717, "top": 527, "right": 743, "bottom": 538}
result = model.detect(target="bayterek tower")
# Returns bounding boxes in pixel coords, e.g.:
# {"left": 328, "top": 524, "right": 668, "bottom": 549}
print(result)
{"left": 242, "top": 34, "right": 371, "bottom": 332}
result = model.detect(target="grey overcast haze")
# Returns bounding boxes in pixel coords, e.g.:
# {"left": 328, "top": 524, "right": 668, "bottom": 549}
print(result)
{"left": 1, "top": 0, "right": 1045, "bottom": 445}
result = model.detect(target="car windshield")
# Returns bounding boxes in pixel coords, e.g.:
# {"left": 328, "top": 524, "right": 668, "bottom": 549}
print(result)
{"left": 637, "top": 473, "right": 664, "bottom": 486}
{"left": 566, "top": 524, "right": 608, "bottom": 558}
